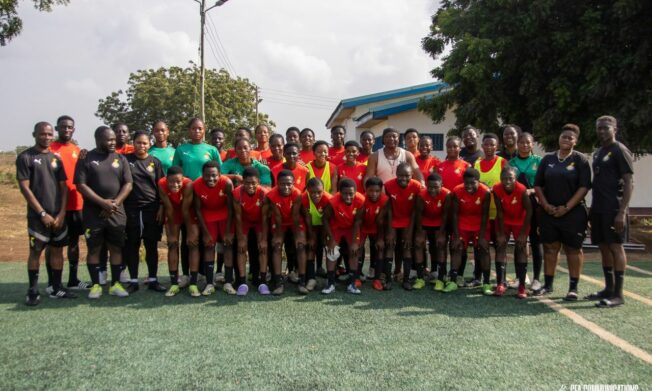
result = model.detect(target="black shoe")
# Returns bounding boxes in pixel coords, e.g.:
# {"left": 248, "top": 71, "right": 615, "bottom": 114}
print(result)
{"left": 596, "top": 296, "right": 624, "bottom": 308}
{"left": 126, "top": 282, "right": 140, "bottom": 293}
{"left": 49, "top": 287, "right": 77, "bottom": 299}
{"left": 67, "top": 280, "right": 91, "bottom": 290}
{"left": 402, "top": 281, "right": 413, "bottom": 291}
{"left": 532, "top": 286, "right": 553, "bottom": 296}
{"left": 383, "top": 280, "right": 393, "bottom": 291}
{"left": 25, "top": 289, "right": 40, "bottom": 306}
{"left": 563, "top": 291, "right": 579, "bottom": 301}
{"left": 585, "top": 289, "right": 612, "bottom": 301}
{"left": 148, "top": 281, "right": 167, "bottom": 292}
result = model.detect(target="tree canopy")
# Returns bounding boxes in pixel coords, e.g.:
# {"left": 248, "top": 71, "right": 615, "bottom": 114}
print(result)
{"left": 420, "top": 0, "right": 652, "bottom": 152}
{"left": 1, "top": 0, "right": 69, "bottom": 46}
{"left": 95, "top": 64, "right": 273, "bottom": 145}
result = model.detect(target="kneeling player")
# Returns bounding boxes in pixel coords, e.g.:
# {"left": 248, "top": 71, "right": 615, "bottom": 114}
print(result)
{"left": 494, "top": 166, "right": 532, "bottom": 298}
{"left": 233, "top": 167, "right": 270, "bottom": 295}
{"left": 414, "top": 172, "right": 450, "bottom": 291}
{"left": 194, "top": 161, "right": 235, "bottom": 297}
{"left": 322, "top": 179, "right": 365, "bottom": 294}
{"left": 449, "top": 168, "right": 491, "bottom": 294}
{"left": 299, "top": 177, "right": 333, "bottom": 292}
{"left": 158, "top": 166, "right": 200, "bottom": 297}
{"left": 266, "top": 169, "right": 305, "bottom": 295}
{"left": 353, "top": 176, "right": 388, "bottom": 291}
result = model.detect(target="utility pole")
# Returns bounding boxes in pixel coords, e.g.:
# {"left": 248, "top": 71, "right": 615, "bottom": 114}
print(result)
{"left": 195, "top": 0, "right": 230, "bottom": 122}
{"left": 254, "top": 86, "right": 259, "bottom": 125}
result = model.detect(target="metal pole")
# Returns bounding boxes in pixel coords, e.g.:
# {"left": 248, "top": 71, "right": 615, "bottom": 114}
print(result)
{"left": 199, "top": 0, "right": 206, "bottom": 123}
{"left": 255, "top": 86, "right": 259, "bottom": 125}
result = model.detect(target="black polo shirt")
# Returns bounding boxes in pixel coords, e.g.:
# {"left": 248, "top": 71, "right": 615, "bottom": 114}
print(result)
{"left": 74, "top": 149, "right": 132, "bottom": 215}
{"left": 534, "top": 150, "right": 591, "bottom": 207}
{"left": 591, "top": 141, "right": 634, "bottom": 214}
{"left": 16, "top": 147, "right": 67, "bottom": 218}
{"left": 124, "top": 153, "right": 164, "bottom": 211}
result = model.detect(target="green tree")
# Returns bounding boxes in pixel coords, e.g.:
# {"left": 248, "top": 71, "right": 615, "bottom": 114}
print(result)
{"left": 95, "top": 64, "right": 274, "bottom": 145}
{"left": 420, "top": 0, "right": 652, "bottom": 152}
{"left": 1, "top": 0, "right": 69, "bottom": 46}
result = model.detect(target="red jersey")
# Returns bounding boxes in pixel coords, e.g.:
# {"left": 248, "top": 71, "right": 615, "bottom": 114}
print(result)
{"left": 256, "top": 148, "right": 273, "bottom": 161}
{"left": 361, "top": 193, "right": 388, "bottom": 234}
{"left": 453, "top": 183, "right": 490, "bottom": 231}
{"left": 493, "top": 182, "right": 527, "bottom": 225}
{"left": 50, "top": 141, "right": 83, "bottom": 211}
{"left": 158, "top": 176, "right": 192, "bottom": 224}
{"left": 478, "top": 156, "right": 507, "bottom": 173}
{"left": 219, "top": 150, "right": 227, "bottom": 163}
{"left": 115, "top": 144, "right": 135, "bottom": 155}
{"left": 337, "top": 162, "right": 366, "bottom": 193}
{"left": 193, "top": 176, "right": 231, "bottom": 222}
{"left": 266, "top": 186, "right": 301, "bottom": 227}
{"left": 357, "top": 152, "right": 371, "bottom": 164}
{"left": 328, "top": 146, "right": 345, "bottom": 166}
{"left": 417, "top": 155, "right": 441, "bottom": 181}
{"left": 298, "top": 150, "right": 315, "bottom": 166}
{"left": 265, "top": 156, "right": 284, "bottom": 174}
{"left": 226, "top": 148, "right": 261, "bottom": 161}
{"left": 233, "top": 185, "right": 267, "bottom": 225}
{"left": 385, "top": 178, "right": 422, "bottom": 229}
{"left": 308, "top": 162, "right": 336, "bottom": 181}
{"left": 271, "top": 164, "right": 309, "bottom": 191}
{"left": 329, "top": 192, "right": 365, "bottom": 231}
{"left": 301, "top": 191, "right": 332, "bottom": 211}
{"left": 437, "top": 159, "right": 471, "bottom": 190}
{"left": 420, "top": 187, "right": 450, "bottom": 227}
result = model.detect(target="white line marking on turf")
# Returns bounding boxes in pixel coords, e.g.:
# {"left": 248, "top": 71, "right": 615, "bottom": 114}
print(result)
{"left": 557, "top": 266, "right": 652, "bottom": 307}
{"left": 536, "top": 296, "right": 652, "bottom": 365}
{"left": 627, "top": 265, "right": 652, "bottom": 277}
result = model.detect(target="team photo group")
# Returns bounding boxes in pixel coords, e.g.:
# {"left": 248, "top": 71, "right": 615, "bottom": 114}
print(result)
{"left": 17, "top": 114, "right": 633, "bottom": 309}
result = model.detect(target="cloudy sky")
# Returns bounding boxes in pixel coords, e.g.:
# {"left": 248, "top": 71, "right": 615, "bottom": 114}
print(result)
{"left": 1, "top": 0, "right": 440, "bottom": 149}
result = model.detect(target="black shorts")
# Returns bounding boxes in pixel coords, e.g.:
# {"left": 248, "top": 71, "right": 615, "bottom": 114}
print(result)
{"left": 539, "top": 206, "right": 588, "bottom": 249}
{"left": 126, "top": 208, "right": 163, "bottom": 243}
{"left": 27, "top": 215, "right": 68, "bottom": 252}
{"left": 83, "top": 207, "right": 127, "bottom": 251}
{"left": 590, "top": 212, "right": 626, "bottom": 245}
{"left": 65, "top": 210, "right": 84, "bottom": 237}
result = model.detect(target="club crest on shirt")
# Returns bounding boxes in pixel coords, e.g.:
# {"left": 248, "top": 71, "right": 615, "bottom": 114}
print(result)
{"left": 219, "top": 190, "right": 224, "bottom": 196}
{"left": 408, "top": 194, "right": 414, "bottom": 200}
{"left": 511, "top": 196, "right": 517, "bottom": 204}
{"left": 454, "top": 168, "right": 461, "bottom": 174}
{"left": 357, "top": 173, "right": 363, "bottom": 180}
{"left": 72, "top": 151, "right": 78, "bottom": 159}
{"left": 602, "top": 152, "right": 612, "bottom": 162}
{"left": 475, "top": 197, "right": 481, "bottom": 205}
{"left": 50, "top": 159, "right": 58, "bottom": 169}
{"left": 204, "top": 153, "right": 210, "bottom": 160}
{"left": 353, "top": 208, "right": 357, "bottom": 215}
{"left": 84, "top": 228, "right": 91, "bottom": 239}
{"left": 437, "top": 200, "right": 442, "bottom": 208}
{"left": 147, "top": 162, "right": 155, "bottom": 172}
{"left": 256, "top": 199, "right": 261, "bottom": 207}
{"left": 531, "top": 163, "right": 537, "bottom": 170}
{"left": 566, "top": 162, "right": 575, "bottom": 171}
{"left": 112, "top": 158, "right": 120, "bottom": 168}
{"left": 296, "top": 178, "right": 302, "bottom": 184}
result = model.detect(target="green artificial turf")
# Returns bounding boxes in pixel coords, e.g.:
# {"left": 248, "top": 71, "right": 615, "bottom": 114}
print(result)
{"left": 0, "top": 261, "right": 650, "bottom": 390}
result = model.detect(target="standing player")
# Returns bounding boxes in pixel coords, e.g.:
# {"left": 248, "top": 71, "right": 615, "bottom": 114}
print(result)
{"left": 233, "top": 167, "right": 270, "bottom": 295}
{"left": 158, "top": 166, "right": 199, "bottom": 297}
{"left": 48, "top": 115, "right": 88, "bottom": 290}
{"left": 18, "top": 122, "right": 73, "bottom": 305}
{"left": 299, "top": 177, "right": 333, "bottom": 290}
{"left": 437, "top": 136, "right": 471, "bottom": 192}
{"left": 285, "top": 126, "right": 301, "bottom": 146}
{"left": 384, "top": 163, "right": 422, "bottom": 290}
{"left": 221, "top": 139, "right": 272, "bottom": 187}
{"left": 328, "top": 126, "right": 346, "bottom": 166}
{"left": 586, "top": 116, "right": 634, "bottom": 308}
{"left": 209, "top": 128, "right": 228, "bottom": 162}
{"left": 307, "top": 140, "right": 338, "bottom": 194}
{"left": 265, "top": 133, "right": 285, "bottom": 174}
{"left": 494, "top": 166, "right": 532, "bottom": 298}
{"left": 498, "top": 124, "right": 521, "bottom": 160}
{"left": 460, "top": 125, "right": 482, "bottom": 165}
{"left": 149, "top": 120, "right": 176, "bottom": 174}
{"left": 271, "top": 143, "right": 309, "bottom": 191}
{"left": 124, "top": 131, "right": 165, "bottom": 293}
{"left": 358, "top": 131, "right": 375, "bottom": 164}
{"left": 414, "top": 173, "right": 450, "bottom": 291}
{"left": 404, "top": 128, "right": 420, "bottom": 158}
{"left": 298, "top": 128, "right": 316, "bottom": 165}
{"left": 448, "top": 168, "right": 491, "bottom": 294}
{"left": 265, "top": 170, "right": 305, "bottom": 295}
{"left": 322, "top": 179, "right": 365, "bottom": 294}
{"left": 254, "top": 124, "right": 273, "bottom": 161}
{"left": 353, "top": 177, "right": 388, "bottom": 291}
{"left": 415, "top": 136, "right": 441, "bottom": 183}
{"left": 114, "top": 123, "right": 135, "bottom": 155}
{"left": 75, "top": 126, "right": 133, "bottom": 299}
{"left": 194, "top": 161, "right": 235, "bottom": 296}
{"left": 337, "top": 140, "right": 366, "bottom": 193}
{"left": 534, "top": 124, "right": 591, "bottom": 300}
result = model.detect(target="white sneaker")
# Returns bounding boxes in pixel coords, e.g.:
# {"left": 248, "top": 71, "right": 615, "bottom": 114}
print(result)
{"left": 507, "top": 279, "right": 520, "bottom": 290}
{"left": 99, "top": 270, "right": 107, "bottom": 285}
{"left": 530, "top": 279, "right": 542, "bottom": 291}
{"left": 45, "top": 285, "right": 54, "bottom": 295}
{"left": 214, "top": 272, "right": 225, "bottom": 284}
{"left": 288, "top": 271, "right": 299, "bottom": 283}
{"left": 524, "top": 274, "right": 531, "bottom": 286}
{"left": 347, "top": 284, "right": 361, "bottom": 295}
{"left": 119, "top": 269, "right": 130, "bottom": 284}
{"left": 321, "top": 284, "right": 336, "bottom": 295}
{"left": 202, "top": 283, "right": 215, "bottom": 296}
{"left": 223, "top": 282, "right": 236, "bottom": 295}
{"left": 178, "top": 275, "right": 189, "bottom": 289}
{"left": 306, "top": 279, "right": 317, "bottom": 291}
